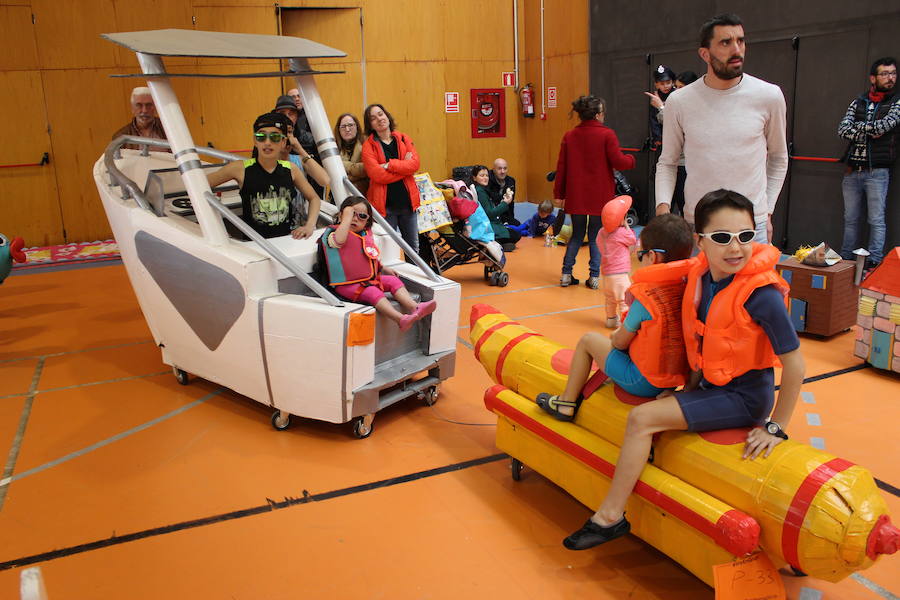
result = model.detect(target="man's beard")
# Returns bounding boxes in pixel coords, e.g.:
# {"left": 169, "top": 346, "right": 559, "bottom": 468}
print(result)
{"left": 710, "top": 54, "right": 743, "bottom": 80}
{"left": 875, "top": 81, "right": 895, "bottom": 93}
{"left": 136, "top": 114, "right": 154, "bottom": 126}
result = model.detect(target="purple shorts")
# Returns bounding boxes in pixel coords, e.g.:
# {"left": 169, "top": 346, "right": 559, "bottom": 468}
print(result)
{"left": 334, "top": 274, "right": 404, "bottom": 305}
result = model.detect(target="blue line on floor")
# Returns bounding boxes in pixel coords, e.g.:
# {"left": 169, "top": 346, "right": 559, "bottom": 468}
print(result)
{"left": 805, "top": 413, "right": 821, "bottom": 426}
{"left": 851, "top": 573, "right": 899, "bottom": 600}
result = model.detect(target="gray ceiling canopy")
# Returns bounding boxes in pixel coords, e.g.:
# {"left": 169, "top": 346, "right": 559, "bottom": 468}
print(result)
{"left": 102, "top": 29, "right": 346, "bottom": 60}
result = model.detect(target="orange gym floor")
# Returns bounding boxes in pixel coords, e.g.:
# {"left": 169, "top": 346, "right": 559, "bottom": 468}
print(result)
{"left": 1, "top": 238, "right": 898, "bottom": 599}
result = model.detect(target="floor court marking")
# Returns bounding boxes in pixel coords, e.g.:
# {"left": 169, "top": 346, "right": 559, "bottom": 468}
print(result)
{"left": 0, "top": 370, "right": 171, "bottom": 400}
{"left": 456, "top": 336, "right": 473, "bottom": 350}
{"left": 0, "top": 389, "right": 223, "bottom": 491}
{"left": 851, "top": 573, "right": 899, "bottom": 600}
{"left": 0, "top": 358, "right": 45, "bottom": 510}
{"left": 0, "top": 452, "right": 508, "bottom": 571}
{"left": 0, "top": 340, "right": 153, "bottom": 365}
{"left": 463, "top": 284, "right": 559, "bottom": 299}
{"left": 458, "top": 304, "right": 606, "bottom": 329}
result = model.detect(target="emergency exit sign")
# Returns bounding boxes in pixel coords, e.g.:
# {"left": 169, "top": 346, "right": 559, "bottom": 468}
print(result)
{"left": 547, "top": 86, "right": 558, "bottom": 108}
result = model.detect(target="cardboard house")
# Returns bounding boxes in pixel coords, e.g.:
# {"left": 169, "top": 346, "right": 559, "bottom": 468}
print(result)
{"left": 854, "top": 247, "right": 900, "bottom": 373}
{"left": 777, "top": 258, "right": 857, "bottom": 336}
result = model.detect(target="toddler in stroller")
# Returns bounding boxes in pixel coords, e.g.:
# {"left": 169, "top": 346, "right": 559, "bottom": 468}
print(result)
{"left": 418, "top": 179, "right": 509, "bottom": 286}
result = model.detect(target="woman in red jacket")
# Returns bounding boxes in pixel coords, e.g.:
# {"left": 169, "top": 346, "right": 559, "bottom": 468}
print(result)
{"left": 554, "top": 95, "right": 635, "bottom": 288}
{"left": 361, "top": 104, "right": 421, "bottom": 252}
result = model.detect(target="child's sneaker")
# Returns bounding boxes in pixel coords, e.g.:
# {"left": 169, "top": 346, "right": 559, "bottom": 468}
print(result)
{"left": 585, "top": 276, "right": 600, "bottom": 289}
{"left": 605, "top": 317, "right": 620, "bottom": 328}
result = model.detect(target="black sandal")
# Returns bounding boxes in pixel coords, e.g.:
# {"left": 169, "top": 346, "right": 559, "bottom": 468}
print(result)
{"left": 563, "top": 515, "right": 631, "bottom": 550}
{"left": 535, "top": 393, "right": 578, "bottom": 422}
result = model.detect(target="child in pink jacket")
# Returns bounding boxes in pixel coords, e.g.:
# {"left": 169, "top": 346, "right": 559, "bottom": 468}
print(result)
{"left": 597, "top": 196, "right": 636, "bottom": 328}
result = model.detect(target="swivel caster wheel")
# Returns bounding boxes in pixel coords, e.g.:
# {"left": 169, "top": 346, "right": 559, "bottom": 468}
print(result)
{"left": 423, "top": 385, "right": 439, "bottom": 406}
{"left": 353, "top": 414, "right": 375, "bottom": 439}
{"left": 271, "top": 410, "right": 292, "bottom": 431}
{"left": 489, "top": 271, "right": 500, "bottom": 286}
{"left": 173, "top": 367, "right": 189, "bottom": 385}
{"left": 511, "top": 457, "right": 524, "bottom": 481}
{"left": 483, "top": 266, "right": 491, "bottom": 281}
{"left": 496, "top": 272, "right": 509, "bottom": 287}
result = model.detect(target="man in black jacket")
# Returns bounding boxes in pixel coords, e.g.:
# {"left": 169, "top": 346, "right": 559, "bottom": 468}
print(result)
{"left": 838, "top": 57, "right": 900, "bottom": 266}
{"left": 487, "top": 158, "right": 519, "bottom": 226}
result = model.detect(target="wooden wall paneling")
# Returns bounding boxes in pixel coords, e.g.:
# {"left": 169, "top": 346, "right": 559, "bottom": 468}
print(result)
{"left": 443, "top": 59, "right": 525, "bottom": 193}
{"left": 364, "top": 60, "right": 447, "bottom": 178}
{"left": 42, "top": 68, "right": 134, "bottom": 243}
{"left": 362, "top": 0, "right": 444, "bottom": 62}
{"left": 280, "top": 7, "right": 361, "bottom": 63}
{"left": 193, "top": 6, "right": 278, "bottom": 45}
{"left": 111, "top": 0, "right": 197, "bottom": 67}
{"left": 0, "top": 5, "right": 40, "bottom": 71}
{"left": 0, "top": 70, "right": 63, "bottom": 246}
{"left": 31, "top": 0, "right": 118, "bottom": 70}
{"left": 440, "top": 0, "right": 515, "bottom": 62}
{"left": 195, "top": 63, "right": 282, "bottom": 153}
{"left": 280, "top": 7, "right": 365, "bottom": 118}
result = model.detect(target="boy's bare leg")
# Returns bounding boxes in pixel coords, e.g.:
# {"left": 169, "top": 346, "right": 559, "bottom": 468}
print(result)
{"left": 591, "top": 393, "right": 687, "bottom": 525}
{"left": 556, "top": 333, "right": 613, "bottom": 416}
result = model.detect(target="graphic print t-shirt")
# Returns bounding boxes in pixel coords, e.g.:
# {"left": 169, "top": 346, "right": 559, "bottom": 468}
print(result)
{"left": 240, "top": 158, "right": 296, "bottom": 238}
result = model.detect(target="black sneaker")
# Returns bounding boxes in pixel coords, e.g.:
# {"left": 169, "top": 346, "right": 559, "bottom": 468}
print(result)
{"left": 563, "top": 516, "right": 630, "bottom": 550}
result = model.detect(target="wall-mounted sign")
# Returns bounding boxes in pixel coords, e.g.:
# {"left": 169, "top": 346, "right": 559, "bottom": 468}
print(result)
{"left": 445, "top": 92, "right": 460, "bottom": 113}
{"left": 470, "top": 88, "right": 506, "bottom": 138}
{"left": 547, "top": 86, "right": 558, "bottom": 108}
{"left": 502, "top": 71, "right": 516, "bottom": 87}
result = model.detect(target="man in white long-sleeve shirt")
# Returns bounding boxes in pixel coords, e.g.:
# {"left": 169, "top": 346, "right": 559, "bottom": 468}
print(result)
{"left": 655, "top": 13, "right": 788, "bottom": 243}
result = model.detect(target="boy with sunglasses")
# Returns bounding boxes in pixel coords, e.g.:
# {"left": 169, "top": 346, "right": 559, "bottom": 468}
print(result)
{"left": 207, "top": 112, "right": 321, "bottom": 239}
{"left": 537, "top": 212, "right": 694, "bottom": 419}
{"left": 553, "top": 189, "right": 804, "bottom": 553}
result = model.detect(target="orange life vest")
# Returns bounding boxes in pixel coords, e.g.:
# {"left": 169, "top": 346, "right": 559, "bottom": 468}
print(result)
{"left": 682, "top": 243, "right": 788, "bottom": 386}
{"left": 320, "top": 227, "right": 381, "bottom": 286}
{"left": 627, "top": 258, "right": 696, "bottom": 388}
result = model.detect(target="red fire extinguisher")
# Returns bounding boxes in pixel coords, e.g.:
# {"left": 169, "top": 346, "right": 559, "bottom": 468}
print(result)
{"left": 519, "top": 83, "right": 535, "bottom": 118}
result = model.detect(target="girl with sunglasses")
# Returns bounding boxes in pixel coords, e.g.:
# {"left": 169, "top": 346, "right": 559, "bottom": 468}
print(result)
{"left": 320, "top": 197, "right": 436, "bottom": 331}
{"left": 207, "top": 112, "right": 321, "bottom": 240}
{"left": 554, "top": 189, "right": 805, "bottom": 553}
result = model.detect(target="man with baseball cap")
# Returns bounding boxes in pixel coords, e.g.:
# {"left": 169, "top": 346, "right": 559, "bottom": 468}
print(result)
{"left": 206, "top": 112, "right": 321, "bottom": 240}
{"left": 645, "top": 65, "right": 676, "bottom": 151}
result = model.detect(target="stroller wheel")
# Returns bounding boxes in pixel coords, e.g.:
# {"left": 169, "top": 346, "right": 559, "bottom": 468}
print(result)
{"left": 484, "top": 265, "right": 492, "bottom": 281}
{"left": 489, "top": 271, "right": 500, "bottom": 286}
{"left": 497, "top": 272, "right": 509, "bottom": 287}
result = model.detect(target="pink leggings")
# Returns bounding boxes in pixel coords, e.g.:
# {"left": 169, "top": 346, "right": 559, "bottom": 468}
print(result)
{"left": 603, "top": 273, "right": 631, "bottom": 319}
{"left": 334, "top": 274, "right": 404, "bottom": 306}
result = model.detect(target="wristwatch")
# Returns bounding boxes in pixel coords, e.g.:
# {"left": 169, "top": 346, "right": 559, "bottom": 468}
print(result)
{"left": 765, "top": 421, "right": 789, "bottom": 440}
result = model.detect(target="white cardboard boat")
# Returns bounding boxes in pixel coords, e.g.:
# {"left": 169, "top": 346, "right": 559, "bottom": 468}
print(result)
{"left": 92, "top": 29, "right": 460, "bottom": 438}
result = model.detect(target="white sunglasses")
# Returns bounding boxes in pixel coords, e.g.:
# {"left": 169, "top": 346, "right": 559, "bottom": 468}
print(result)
{"left": 697, "top": 229, "right": 755, "bottom": 245}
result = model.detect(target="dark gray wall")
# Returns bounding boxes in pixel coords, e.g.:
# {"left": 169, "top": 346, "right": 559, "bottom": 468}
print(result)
{"left": 589, "top": 1, "right": 900, "bottom": 253}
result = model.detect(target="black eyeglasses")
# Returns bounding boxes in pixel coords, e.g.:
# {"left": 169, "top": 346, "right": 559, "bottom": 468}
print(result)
{"left": 697, "top": 230, "right": 755, "bottom": 245}
{"left": 254, "top": 132, "right": 285, "bottom": 142}
{"left": 636, "top": 248, "right": 666, "bottom": 260}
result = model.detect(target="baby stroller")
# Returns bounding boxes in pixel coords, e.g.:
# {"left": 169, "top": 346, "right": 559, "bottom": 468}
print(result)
{"left": 418, "top": 180, "right": 509, "bottom": 287}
